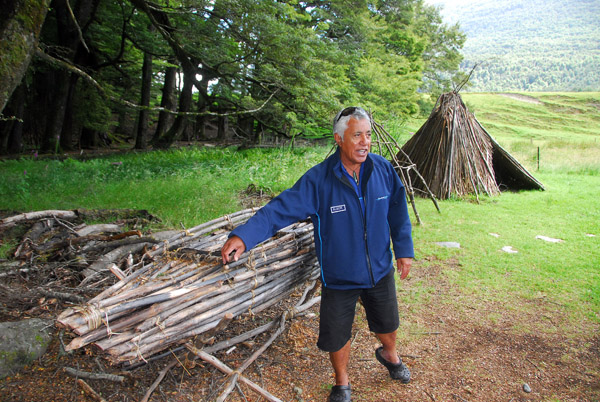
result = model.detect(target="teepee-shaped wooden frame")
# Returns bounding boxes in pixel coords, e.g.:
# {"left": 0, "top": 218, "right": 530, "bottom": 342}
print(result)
{"left": 397, "top": 91, "right": 544, "bottom": 201}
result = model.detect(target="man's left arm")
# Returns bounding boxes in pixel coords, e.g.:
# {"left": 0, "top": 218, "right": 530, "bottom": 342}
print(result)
{"left": 396, "top": 257, "right": 412, "bottom": 280}
{"left": 387, "top": 163, "right": 415, "bottom": 274}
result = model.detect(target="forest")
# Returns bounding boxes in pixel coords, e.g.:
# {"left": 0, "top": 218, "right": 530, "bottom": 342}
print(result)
{"left": 0, "top": 0, "right": 466, "bottom": 154}
{"left": 436, "top": 0, "right": 600, "bottom": 92}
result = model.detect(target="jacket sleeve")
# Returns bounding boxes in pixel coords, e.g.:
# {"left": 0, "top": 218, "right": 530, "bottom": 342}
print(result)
{"left": 387, "top": 163, "right": 415, "bottom": 259}
{"left": 229, "top": 168, "right": 320, "bottom": 251}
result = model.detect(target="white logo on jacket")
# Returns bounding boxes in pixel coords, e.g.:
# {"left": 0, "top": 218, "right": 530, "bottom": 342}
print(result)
{"left": 330, "top": 205, "right": 346, "bottom": 214}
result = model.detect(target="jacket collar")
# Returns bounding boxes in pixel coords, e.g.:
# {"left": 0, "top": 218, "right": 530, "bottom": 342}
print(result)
{"left": 329, "top": 147, "right": 374, "bottom": 186}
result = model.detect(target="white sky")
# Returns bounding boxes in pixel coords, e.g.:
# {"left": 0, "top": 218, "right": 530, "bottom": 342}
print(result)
{"left": 425, "top": 0, "right": 472, "bottom": 7}
{"left": 424, "top": 0, "right": 471, "bottom": 24}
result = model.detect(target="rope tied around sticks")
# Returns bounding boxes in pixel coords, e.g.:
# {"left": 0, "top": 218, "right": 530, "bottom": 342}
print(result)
{"left": 155, "top": 316, "right": 166, "bottom": 331}
{"left": 225, "top": 214, "right": 234, "bottom": 231}
{"left": 131, "top": 333, "right": 148, "bottom": 364}
{"left": 162, "top": 239, "right": 170, "bottom": 255}
{"left": 76, "top": 304, "right": 103, "bottom": 331}
{"left": 136, "top": 343, "right": 148, "bottom": 364}
{"left": 104, "top": 310, "right": 113, "bottom": 337}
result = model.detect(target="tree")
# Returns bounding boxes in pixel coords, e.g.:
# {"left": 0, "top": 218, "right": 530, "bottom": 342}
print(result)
{"left": 134, "top": 27, "right": 154, "bottom": 149}
{"left": 1, "top": 0, "right": 465, "bottom": 153}
{"left": 152, "top": 59, "right": 178, "bottom": 144}
{"left": 0, "top": 0, "right": 51, "bottom": 113}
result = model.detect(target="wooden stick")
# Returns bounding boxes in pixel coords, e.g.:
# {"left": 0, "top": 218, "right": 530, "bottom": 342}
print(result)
{"left": 56, "top": 213, "right": 320, "bottom": 363}
{"left": 215, "top": 295, "right": 320, "bottom": 401}
{"left": 77, "top": 379, "right": 108, "bottom": 402}
{"left": 140, "top": 359, "right": 179, "bottom": 402}
{"left": 64, "top": 367, "right": 125, "bottom": 383}
{"left": 37, "top": 288, "right": 85, "bottom": 303}
{"left": 185, "top": 344, "right": 283, "bottom": 402}
{"left": 110, "top": 269, "right": 317, "bottom": 362}
{"left": 0, "top": 210, "right": 78, "bottom": 228}
{"left": 80, "top": 242, "right": 153, "bottom": 286}
{"left": 107, "top": 270, "right": 305, "bottom": 356}
{"left": 75, "top": 223, "right": 122, "bottom": 236}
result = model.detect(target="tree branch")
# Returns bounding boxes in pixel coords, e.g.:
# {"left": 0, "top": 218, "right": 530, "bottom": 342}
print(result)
{"left": 35, "top": 48, "right": 279, "bottom": 118}
{"left": 64, "top": 0, "right": 90, "bottom": 53}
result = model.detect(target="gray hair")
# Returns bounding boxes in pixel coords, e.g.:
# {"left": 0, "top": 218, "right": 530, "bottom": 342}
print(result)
{"left": 333, "top": 107, "right": 371, "bottom": 139}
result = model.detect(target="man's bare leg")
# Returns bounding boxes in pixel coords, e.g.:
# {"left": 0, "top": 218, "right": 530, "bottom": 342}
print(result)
{"left": 375, "top": 330, "right": 410, "bottom": 383}
{"left": 375, "top": 331, "right": 400, "bottom": 363}
{"left": 329, "top": 339, "right": 351, "bottom": 385}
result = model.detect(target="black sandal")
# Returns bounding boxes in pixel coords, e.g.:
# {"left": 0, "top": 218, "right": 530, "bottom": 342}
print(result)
{"left": 375, "top": 347, "right": 411, "bottom": 383}
{"left": 328, "top": 384, "right": 351, "bottom": 402}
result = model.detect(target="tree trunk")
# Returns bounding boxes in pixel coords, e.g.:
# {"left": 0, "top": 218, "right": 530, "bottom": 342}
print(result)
{"left": 38, "top": 0, "right": 99, "bottom": 152}
{"left": 0, "top": 83, "right": 25, "bottom": 153}
{"left": 154, "top": 71, "right": 193, "bottom": 148}
{"left": 135, "top": 47, "right": 153, "bottom": 149}
{"left": 194, "top": 68, "right": 212, "bottom": 141}
{"left": 216, "top": 116, "right": 229, "bottom": 141}
{"left": 152, "top": 60, "right": 177, "bottom": 144}
{"left": 60, "top": 74, "right": 80, "bottom": 151}
{"left": 80, "top": 126, "right": 98, "bottom": 148}
{"left": 41, "top": 69, "right": 71, "bottom": 152}
{"left": 238, "top": 116, "right": 254, "bottom": 142}
{"left": 0, "top": 0, "right": 51, "bottom": 113}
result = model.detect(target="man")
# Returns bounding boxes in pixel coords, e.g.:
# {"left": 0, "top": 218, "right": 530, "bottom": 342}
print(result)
{"left": 221, "top": 106, "right": 414, "bottom": 402}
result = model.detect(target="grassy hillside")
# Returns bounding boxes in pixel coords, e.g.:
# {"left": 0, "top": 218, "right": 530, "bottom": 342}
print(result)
{"left": 461, "top": 92, "right": 600, "bottom": 173}
{"left": 402, "top": 92, "right": 600, "bottom": 174}
{"left": 397, "top": 92, "right": 600, "bottom": 320}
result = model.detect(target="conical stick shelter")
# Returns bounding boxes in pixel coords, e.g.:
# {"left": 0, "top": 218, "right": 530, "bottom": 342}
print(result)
{"left": 398, "top": 91, "right": 544, "bottom": 200}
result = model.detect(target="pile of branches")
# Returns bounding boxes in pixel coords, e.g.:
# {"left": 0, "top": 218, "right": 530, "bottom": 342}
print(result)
{"left": 0, "top": 209, "right": 162, "bottom": 310}
{"left": 0, "top": 207, "right": 320, "bottom": 363}
{"left": 56, "top": 214, "right": 319, "bottom": 364}
{"left": 1, "top": 208, "right": 321, "bottom": 401}
{"left": 398, "top": 91, "right": 500, "bottom": 200}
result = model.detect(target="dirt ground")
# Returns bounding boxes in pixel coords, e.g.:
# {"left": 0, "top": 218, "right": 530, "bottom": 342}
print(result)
{"left": 1, "top": 253, "right": 598, "bottom": 402}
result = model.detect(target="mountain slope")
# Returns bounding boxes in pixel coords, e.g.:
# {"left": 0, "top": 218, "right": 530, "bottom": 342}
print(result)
{"left": 428, "top": 0, "right": 600, "bottom": 91}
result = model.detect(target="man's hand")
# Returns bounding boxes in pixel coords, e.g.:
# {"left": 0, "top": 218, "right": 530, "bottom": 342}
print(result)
{"left": 221, "top": 235, "right": 246, "bottom": 264}
{"left": 396, "top": 257, "right": 412, "bottom": 280}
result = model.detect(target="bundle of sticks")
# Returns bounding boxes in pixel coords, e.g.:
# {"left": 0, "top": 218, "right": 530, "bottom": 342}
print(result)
{"left": 56, "top": 209, "right": 320, "bottom": 364}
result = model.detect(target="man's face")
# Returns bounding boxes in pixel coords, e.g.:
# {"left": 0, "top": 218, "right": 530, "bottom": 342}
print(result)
{"left": 334, "top": 117, "right": 372, "bottom": 167}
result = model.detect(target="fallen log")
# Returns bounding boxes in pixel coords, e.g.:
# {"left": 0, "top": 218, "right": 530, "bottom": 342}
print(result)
{"left": 80, "top": 242, "right": 156, "bottom": 285}
{"left": 0, "top": 210, "right": 78, "bottom": 228}
{"left": 64, "top": 367, "right": 125, "bottom": 383}
{"left": 0, "top": 208, "right": 158, "bottom": 229}
{"left": 75, "top": 223, "right": 122, "bottom": 236}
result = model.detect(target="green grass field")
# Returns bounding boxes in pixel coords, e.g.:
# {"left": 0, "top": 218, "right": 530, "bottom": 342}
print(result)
{"left": 1, "top": 92, "right": 599, "bottom": 325}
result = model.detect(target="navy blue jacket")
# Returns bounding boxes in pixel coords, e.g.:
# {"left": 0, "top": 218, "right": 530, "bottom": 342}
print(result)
{"left": 230, "top": 148, "right": 414, "bottom": 290}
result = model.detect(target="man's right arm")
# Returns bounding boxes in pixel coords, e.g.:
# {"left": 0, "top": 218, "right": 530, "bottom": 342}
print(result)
{"left": 220, "top": 166, "right": 320, "bottom": 263}
{"left": 221, "top": 235, "right": 246, "bottom": 264}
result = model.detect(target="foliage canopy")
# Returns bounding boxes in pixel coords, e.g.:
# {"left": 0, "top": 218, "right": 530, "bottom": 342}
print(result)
{"left": 0, "top": 0, "right": 465, "bottom": 152}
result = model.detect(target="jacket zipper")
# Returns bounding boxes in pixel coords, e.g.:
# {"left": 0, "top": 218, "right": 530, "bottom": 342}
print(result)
{"left": 360, "top": 194, "right": 375, "bottom": 287}
{"left": 339, "top": 174, "right": 376, "bottom": 287}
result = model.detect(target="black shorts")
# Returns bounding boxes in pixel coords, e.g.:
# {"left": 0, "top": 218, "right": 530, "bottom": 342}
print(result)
{"left": 317, "top": 269, "right": 400, "bottom": 352}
